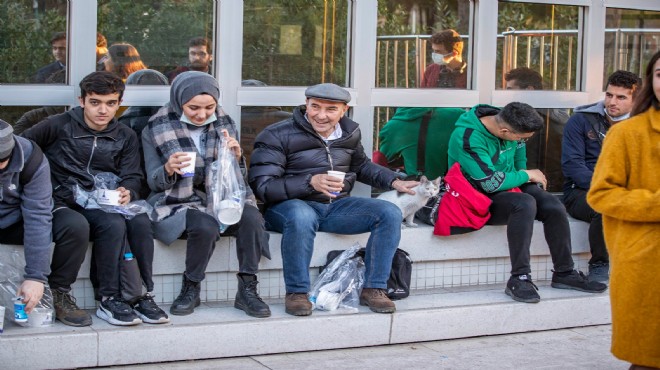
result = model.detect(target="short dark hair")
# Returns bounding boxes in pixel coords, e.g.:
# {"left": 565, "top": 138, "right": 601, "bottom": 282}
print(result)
{"left": 50, "top": 32, "right": 66, "bottom": 45}
{"left": 430, "top": 29, "right": 463, "bottom": 55}
{"left": 79, "top": 71, "right": 125, "bottom": 101}
{"left": 504, "top": 67, "right": 543, "bottom": 90}
{"left": 189, "top": 37, "right": 212, "bottom": 55}
{"left": 606, "top": 70, "right": 641, "bottom": 96}
{"left": 497, "top": 102, "right": 544, "bottom": 133}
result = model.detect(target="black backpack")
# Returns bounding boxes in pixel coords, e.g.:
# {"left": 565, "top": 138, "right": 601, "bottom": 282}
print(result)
{"left": 320, "top": 247, "right": 413, "bottom": 300}
{"left": 19, "top": 140, "right": 44, "bottom": 187}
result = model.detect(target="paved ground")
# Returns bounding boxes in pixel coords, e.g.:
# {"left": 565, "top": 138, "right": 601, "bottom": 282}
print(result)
{"left": 90, "top": 325, "right": 627, "bottom": 369}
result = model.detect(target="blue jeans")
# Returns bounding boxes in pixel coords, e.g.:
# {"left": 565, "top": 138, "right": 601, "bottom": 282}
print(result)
{"left": 265, "top": 197, "right": 402, "bottom": 293}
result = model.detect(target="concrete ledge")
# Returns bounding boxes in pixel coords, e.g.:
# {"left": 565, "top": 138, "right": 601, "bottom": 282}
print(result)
{"left": 0, "top": 284, "right": 611, "bottom": 369}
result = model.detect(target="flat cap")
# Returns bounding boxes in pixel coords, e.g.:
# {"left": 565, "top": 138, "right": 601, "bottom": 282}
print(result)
{"left": 305, "top": 83, "right": 351, "bottom": 104}
{"left": 0, "top": 119, "right": 15, "bottom": 159}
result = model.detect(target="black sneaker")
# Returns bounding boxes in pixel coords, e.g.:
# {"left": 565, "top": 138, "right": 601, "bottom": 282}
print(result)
{"left": 96, "top": 297, "right": 142, "bottom": 326}
{"left": 134, "top": 293, "right": 170, "bottom": 324}
{"left": 551, "top": 270, "right": 608, "bottom": 293}
{"left": 588, "top": 263, "right": 609, "bottom": 282}
{"left": 505, "top": 274, "right": 540, "bottom": 303}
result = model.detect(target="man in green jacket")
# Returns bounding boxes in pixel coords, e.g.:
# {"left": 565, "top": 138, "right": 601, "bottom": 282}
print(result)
{"left": 447, "top": 102, "right": 607, "bottom": 303}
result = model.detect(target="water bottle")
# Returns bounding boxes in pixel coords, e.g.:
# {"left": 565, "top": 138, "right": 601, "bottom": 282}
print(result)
{"left": 124, "top": 252, "right": 134, "bottom": 261}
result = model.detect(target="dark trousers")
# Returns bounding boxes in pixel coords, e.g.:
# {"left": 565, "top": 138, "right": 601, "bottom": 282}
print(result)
{"left": 563, "top": 187, "right": 608, "bottom": 265}
{"left": 487, "top": 183, "right": 574, "bottom": 276}
{"left": 182, "top": 206, "right": 267, "bottom": 282}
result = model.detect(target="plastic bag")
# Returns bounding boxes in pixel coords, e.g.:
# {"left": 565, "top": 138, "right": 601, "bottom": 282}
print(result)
{"left": 309, "top": 243, "right": 365, "bottom": 313}
{"left": 74, "top": 172, "right": 153, "bottom": 219}
{"left": 211, "top": 136, "right": 246, "bottom": 231}
{"left": 0, "top": 247, "right": 55, "bottom": 327}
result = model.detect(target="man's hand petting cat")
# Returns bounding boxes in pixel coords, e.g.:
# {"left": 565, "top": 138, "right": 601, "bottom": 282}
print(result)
{"left": 392, "top": 179, "right": 418, "bottom": 195}
{"left": 311, "top": 174, "right": 344, "bottom": 198}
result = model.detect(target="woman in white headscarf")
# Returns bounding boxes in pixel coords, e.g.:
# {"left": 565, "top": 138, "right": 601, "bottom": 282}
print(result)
{"left": 142, "top": 71, "right": 271, "bottom": 318}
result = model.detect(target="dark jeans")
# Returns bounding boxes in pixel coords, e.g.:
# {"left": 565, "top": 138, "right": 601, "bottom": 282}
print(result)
{"left": 563, "top": 187, "right": 608, "bottom": 265}
{"left": 182, "top": 206, "right": 268, "bottom": 283}
{"left": 487, "top": 183, "right": 574, "bottom": 276}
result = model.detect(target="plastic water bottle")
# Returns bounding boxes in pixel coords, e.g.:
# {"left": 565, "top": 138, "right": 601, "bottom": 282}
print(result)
{"left": 124, "top": 252, "right": 134, "bottom": 261}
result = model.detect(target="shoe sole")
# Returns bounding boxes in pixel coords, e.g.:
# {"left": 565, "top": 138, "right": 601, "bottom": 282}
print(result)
{"left": 551, "top": 282, "right": 607, "bottom": 293}
{"left": 234, "top": 301, "right": 271, "bottom": 318}
{"left": 56, "top": 315, "right": 93, "bottom": 327}
{"left": 134, "top": 310, "right": 171, "bottom": 324}
{"left": 169, "top": 299, "right": 201, "bottom": 316}
{"left": 359, "top": 299, "right": 396, "bottom": 313}
{"left": 505, "top": 287, "right": 540, "bottom": 303}
{"left": 285, "top": 307, "right": 312, "bottom": 316}
{"left": 96, "top": 307, "right": 142, "bottom": 326}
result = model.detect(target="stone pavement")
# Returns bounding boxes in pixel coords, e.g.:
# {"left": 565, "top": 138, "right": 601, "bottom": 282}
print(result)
{"left": 89, "top": 325, "right": 627, "bottom": 369}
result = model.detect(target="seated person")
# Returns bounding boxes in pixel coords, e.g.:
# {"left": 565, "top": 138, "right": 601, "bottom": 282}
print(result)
{"left": 31, "top": 32, "right": 66, "bottom": 83}
{"left": 142, "top": 71, "right": 271, "bottom": 318}
{"left": 23, "top": 71, "right": 168, "bottom": 326}
{"left": 420, "top": 29, "right": 467, "bottom": 88}
{"left": 447, "top": 102, "right": 607, "bottom": 304}
{"left": 378, "top": 107, "right": 465, "bottom": 179}
{"left": 562, "top": 70, "right": 640, "bottom": 282}
{"left": 249, "top": 83, "right": 417, "bottom": 316}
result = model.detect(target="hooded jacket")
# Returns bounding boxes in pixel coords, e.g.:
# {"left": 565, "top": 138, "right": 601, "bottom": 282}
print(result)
{"left": 561, "top": 100, "right": 610, "bottom": 191}
{"left": 22, "top": 107, "right": 143, "bottom": 208}
{"left": 249, "top": 105, "right": 398, "bottom": 205}
{"left": 447, "top": 105, "right": 530, "bottom": 193}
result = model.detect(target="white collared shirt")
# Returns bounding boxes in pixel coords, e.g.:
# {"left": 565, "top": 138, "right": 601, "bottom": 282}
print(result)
{"left": 305, "top": 113, "right": 343, "bottom": 142}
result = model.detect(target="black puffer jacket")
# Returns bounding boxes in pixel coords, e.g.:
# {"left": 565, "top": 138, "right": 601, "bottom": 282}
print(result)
{"left": 22, "top": 107, "right": 143, "bottom": 208}
{"left": 249, "top": 105, "right": 398, "bottom": 204}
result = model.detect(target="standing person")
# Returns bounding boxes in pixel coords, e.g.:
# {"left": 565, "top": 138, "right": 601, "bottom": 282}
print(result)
{"left": 562, "top": 70, "right": 641, "bottom": 282}
{"left": 31, "top": 32, "right": 66, "bottom": 83}
{"left": 249, "top": 83, "right": 418, "bottom": 316}
{"left": 167, "top": 37, "right": 213, "bottom": 82}
{"left": 23, "top": 71, "right": 168, "bottom": 326}
{"left": 102, "top": 43, "right": 147, "bottom": 82}
{"left": 142, "top": 71, "right": 271, "bottom": 318}
{"left": 420, "top": 29, "right": 467, "bottom": 88}
{"left": 587, "top": 51, "right": 660, "bottom": 370}
{"left": 447, "top": 102, "right": 608, "bottom": 304}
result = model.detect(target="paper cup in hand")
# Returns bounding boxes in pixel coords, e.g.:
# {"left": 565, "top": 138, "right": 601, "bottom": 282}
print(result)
{"left": 97, "top": 189, "right": 121, "bottom": 206}
{"left": 217, "top": 199, "right": 242, "bottom": 225}
{"left": 180, "top": 151, "right": 197, "bottom": 178}
{"left": 327, "top": 170, "right": 345, "bottom": 195}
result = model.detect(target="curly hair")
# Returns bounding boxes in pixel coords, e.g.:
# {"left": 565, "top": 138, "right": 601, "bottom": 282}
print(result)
{"left": 430, "top": 29, "right": 463, "bottom": 55}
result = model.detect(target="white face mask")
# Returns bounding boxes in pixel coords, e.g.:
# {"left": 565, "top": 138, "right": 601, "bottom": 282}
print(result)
{"left": 431, "top": 52, "right": 453, "bottom": 65}
{"left": 605, "top": 110, "right": 630, "bottom": 122}
{"left": 180, "top": 113, "right": 217, "bottom": 126}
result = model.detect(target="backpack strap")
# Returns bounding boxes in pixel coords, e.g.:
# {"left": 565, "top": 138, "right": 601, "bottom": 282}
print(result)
{"left": 415, "top": 110, "right": 433, "bottom": 178}
{"left": 19, "top": 140, "right": 44, "bottom": 187}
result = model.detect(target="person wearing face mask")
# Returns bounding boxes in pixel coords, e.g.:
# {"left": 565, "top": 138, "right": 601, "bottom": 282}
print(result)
{"left": 142, "top": 71, "right": 271, "bottom": 318}
{"left": 420, "top": 29, "right": 467, "bottom": 88}
{"left": 561, "top": 70, "right": 641, "bottom": 283}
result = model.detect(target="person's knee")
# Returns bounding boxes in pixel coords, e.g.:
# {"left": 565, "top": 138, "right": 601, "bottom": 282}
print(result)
{"left": 187, "top": 212, "right": 220, "bottom": 241}
{"left": 377, "top": 200, "right": 403, "bottom": 226}
{"left": 514, "top": 193, "right": 537, "bottom": 217}
{"left": 53, "top": 209, "right": 89, "bottom": 242}
{"left": 275, "top": 200, "right": 318, "bottom": 231}
{"left": 99, "top": 214, "right": 127, "bottom": 235}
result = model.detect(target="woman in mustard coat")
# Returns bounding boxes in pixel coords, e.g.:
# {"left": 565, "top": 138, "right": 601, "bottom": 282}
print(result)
{"left": 587, "top": 50, "right": 660, "bottom": 369}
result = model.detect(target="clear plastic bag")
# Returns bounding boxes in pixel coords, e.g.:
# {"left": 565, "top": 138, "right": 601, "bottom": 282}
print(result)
{"left": 74, "top": 172, "right": 153, "bottom": 219}
{"left": 211, "top": 136, "right": 246, "bottom": 231}
{"left": 0, "top": 247, "right": 54, "bottom": 327}
{"left": 309, "top": 243, "right": 365, "bottom": 313}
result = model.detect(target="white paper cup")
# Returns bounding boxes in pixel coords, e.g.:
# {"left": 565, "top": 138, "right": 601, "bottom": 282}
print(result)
{"left": 180, "top": 151, "right": 197, "bottom": 178}
{"left": 327, "top": 170, "right": 346, "bottom": 195}
{"left": 96, "top": 189, "right": 121, "bottom": 206}
{"left": 217, "top": 199, "right": 242, "bottom": 225}
{"left": 26, "top": 307, "right": 53, "bottom": 327}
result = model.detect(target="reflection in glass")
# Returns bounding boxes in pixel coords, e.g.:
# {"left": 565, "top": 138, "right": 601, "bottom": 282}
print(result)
{"left": 603, "top": 8, "right": 660, "bottom": 88}
{"left": 497, "top": 2, "right": 579, "bottom": 91}
{"left": 0, "top": 106, "right": 68, "bottom": 134}
{"left": 0, "top": 1, "right": 68, "bottom": 84}
{"left": 242, "top": 0, "right": 349, "bottom": 86}
{"left": 376, "top": 1, "right": 472, "bottom": 88}
{"left": 98, "top": 0, "right": 215, "bottom": 84}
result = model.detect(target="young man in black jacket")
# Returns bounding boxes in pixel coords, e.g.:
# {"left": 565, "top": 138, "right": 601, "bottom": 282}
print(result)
{"left": 23, "top": 71, "right": 168, "bottom": 326}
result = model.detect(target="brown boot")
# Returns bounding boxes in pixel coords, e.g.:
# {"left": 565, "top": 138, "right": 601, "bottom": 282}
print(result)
{"left": 53, "top": 289, "right": 92, "bottom": 327}
{"left": 285, "top": 293, "right": 312, "bottom": 316}
{"left": 360, "top": 288, "right": 396, "bottom": 313}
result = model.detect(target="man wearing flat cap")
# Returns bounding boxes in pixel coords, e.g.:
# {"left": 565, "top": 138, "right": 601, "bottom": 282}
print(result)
{"left": 0, "top": 120, "right": 53, "bottom": 316}
{"left": 249, "top": 83, "right": 417, "bottom": 316}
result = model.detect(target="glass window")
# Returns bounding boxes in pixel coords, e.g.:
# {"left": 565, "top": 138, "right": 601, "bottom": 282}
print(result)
{"left": 0, "top": 1, "right": 68, "bottom": 84}
{"left": 376, "top": 1, "right": 472, "bottom": 89}
{"left": 0, "top": 106, "right": 68, "bottom": 134}
{"left": 497, "top": 2, "right": 580, "bottom": 91}
{"left": 98, "top": 0, "right": 215, "bottom": 84}
{"left": 604, "top": 8, "right": 660, "bottom": 88}
{"left": 242, "top": 0, "right": 350, "bottom": 87}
